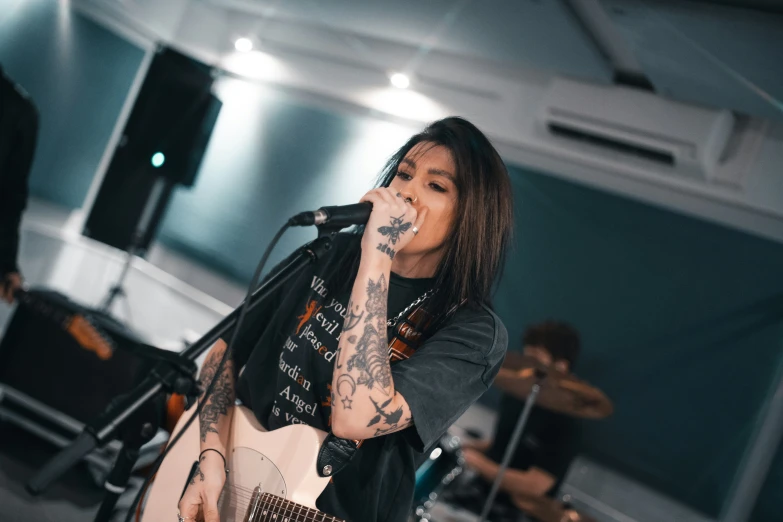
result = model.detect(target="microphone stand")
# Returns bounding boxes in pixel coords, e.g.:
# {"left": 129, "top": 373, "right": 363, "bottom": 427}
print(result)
{"left": 478, "top": 369, "right": 546, "bottom": 522}
{"left": 26, "top": 232, "right": 336, "bottom": 522}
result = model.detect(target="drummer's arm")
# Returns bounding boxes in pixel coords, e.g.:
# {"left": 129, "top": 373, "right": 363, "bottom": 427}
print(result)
{"left": 463, "top": 448, "right": 555, "bottom": 497}
{"left": 493, "top": 367, "right": 528, "bottom": 394}
{"left": 461, "top": 438, "right": 492, "bottom": 452}
{"left": 495, "top": 367, "right": 519, "bottom": 381}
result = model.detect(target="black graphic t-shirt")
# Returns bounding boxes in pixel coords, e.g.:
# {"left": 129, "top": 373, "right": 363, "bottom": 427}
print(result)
{"left": 230, "top": 234, "right": 507, "bottom": 522}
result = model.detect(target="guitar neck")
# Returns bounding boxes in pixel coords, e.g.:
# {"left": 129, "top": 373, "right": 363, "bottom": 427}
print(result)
{"left": 248, "top": 491, "right": 344, "bottom": 522}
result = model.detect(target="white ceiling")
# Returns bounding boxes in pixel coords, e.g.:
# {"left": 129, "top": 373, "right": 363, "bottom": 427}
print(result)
{"left": 78, "top": 0, "right": 783, "bottom": 119}
{"left": 209, "top": 0, "right": 613, "bottom": 81}
{"left": 71, "top": 0, "right": 783, "bottom": 244}
{"left": 198, "top": 0, "right": 783, "bottom": 120}
{"left": 602, "top": 0, "right": 783, "bottom": 121}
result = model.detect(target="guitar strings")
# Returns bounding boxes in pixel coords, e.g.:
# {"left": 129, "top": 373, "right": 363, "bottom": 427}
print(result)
{"left": 257, "top": 493, "right": 333, "bottom": 522}
{"left": 263, "top": 492, "right": 339, "bottom": 522}
{"left": 201, "top": 483, "right": 341, "bottom": 522}
{"left": 215, "top": 488, "right": 339, "bottom": 522}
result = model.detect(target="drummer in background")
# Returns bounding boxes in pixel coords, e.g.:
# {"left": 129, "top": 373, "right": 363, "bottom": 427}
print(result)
{"left": 447, "top": 321, "right": 584, "bottom": 519}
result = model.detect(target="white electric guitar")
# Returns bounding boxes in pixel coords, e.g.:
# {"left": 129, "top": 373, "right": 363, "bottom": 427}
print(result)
{"left": 142, "top": 405, "right": 345, "bottom": 522}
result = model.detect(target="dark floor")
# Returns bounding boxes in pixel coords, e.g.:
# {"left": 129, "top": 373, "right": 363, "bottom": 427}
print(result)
{"left": 0, "top": 422, "right": 143, "bottom": 522}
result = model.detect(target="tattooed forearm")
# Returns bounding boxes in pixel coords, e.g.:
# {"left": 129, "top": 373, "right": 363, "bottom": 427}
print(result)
{"left": 198, "top": 348, "right": 236, "bottom": 443}
{"left": 367, "top": 396, "right": 403, "bottom": 427}
{"left": 344, "top": 274, "right": 391, "bottom": 394}
{"left": 344, "top": 300, "right": 364, "bottom": 330}
{"left": 189, "top": 455, "right": 206, "bottom": 485}
{"left": 335, "top": 373, "right": 357, "bottom": 405}
{"left": 333, "top": 258, "right": 416, "bottom": 439}
{"left": 363, "top": 274, "right": 387, "bottom": 320}
{"left": 347, "top": 321, "right": 391, "bottom": 392}
{"left": 334, "top": 370, "right": 413, "bottom": 436}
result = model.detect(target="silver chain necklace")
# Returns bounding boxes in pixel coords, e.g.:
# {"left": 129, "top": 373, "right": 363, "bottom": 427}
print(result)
{"left": 386, "top": 289, "right": 435, "bottom": 328}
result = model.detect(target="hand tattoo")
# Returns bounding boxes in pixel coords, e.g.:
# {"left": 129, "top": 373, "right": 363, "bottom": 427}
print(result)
{"left": 377, "top": 243, "right": 396, "bottom": 260}
{"left": 377, "top": 214, "right": 412, "bottom": 245}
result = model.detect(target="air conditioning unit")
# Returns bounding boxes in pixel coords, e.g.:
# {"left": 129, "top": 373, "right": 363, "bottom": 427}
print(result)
{"left": 535, "top": 78, "right": 736, "bottom": 182}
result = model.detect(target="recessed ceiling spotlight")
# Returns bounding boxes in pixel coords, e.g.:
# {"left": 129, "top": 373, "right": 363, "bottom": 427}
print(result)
{"left": 234, "top": 37, "right": 253, "bottom": 53}
{"left": 390, "top": 72, "right": 410, "bottom": 89}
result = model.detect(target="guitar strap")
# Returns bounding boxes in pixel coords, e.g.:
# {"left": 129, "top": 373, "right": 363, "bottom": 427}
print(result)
{"left": 316, "top": 301, "right": 459, "bottom": 478}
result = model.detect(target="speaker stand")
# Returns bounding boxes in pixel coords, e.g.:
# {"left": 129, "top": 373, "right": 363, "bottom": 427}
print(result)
{"left": 99, "top": 176, "right": 172, "bottom": 315}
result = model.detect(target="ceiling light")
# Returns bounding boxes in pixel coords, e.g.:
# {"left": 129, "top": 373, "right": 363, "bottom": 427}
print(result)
{"left": 390, "top": 73, "right": 410, "bottom": 89}
{"left": 234, "top": 37, "right": 253, "bottom": 53}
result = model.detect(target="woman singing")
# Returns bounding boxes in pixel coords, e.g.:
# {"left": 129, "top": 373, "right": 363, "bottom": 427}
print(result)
{"left": 178, "top": 116, "right": 514, "bottom": 522}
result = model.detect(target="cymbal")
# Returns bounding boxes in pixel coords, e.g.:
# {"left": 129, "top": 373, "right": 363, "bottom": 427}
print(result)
{"left": 493, "top": 354, "right": 613, "bottom": 419}
{"left": 512, "top": 494, "right": 597, "bottom": 522}
{"left": 501, "top": 352, "right": 548, "bottom": 372}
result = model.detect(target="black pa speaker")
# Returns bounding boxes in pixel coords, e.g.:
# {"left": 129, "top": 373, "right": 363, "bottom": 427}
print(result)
{"left": 84, "top": 46, "right": 222, "bottom": 253}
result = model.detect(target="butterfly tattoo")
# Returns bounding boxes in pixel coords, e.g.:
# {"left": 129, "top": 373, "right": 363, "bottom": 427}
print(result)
{"left": 377, "top": 214, "right": 412, "bottom": 245}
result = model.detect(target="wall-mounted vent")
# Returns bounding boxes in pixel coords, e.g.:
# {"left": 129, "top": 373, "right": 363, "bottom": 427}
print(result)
{"left": 536, "top": 78, "right": 736, "bottom": 181}
{"left": 548, "top": 122, "right": 675, "bottom": 166}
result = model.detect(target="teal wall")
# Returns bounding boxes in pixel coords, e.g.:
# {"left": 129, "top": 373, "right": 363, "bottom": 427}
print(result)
{"left": 0, "top": 0, "right": 145, "bottom": 208}
{"left": 497, "top": 166, "right": 783, "bottom": 519}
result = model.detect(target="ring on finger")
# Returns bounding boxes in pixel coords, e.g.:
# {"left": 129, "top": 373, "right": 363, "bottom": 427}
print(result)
{"left": 177, "top": 511, "right": 194, "bottom": 521}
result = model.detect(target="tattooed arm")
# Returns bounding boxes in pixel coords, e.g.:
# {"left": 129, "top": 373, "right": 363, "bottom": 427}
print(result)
{"left": 198, "top": 339, "right": 236, "bottom": 454}
{"left": 331, "top": 260, "right": 415, "bottom": 439}
{"left": 179, "top": 339, "right": 235, "bottom": 522}
{"left": 331, "top": 187, "right": 425, "bottom": 439}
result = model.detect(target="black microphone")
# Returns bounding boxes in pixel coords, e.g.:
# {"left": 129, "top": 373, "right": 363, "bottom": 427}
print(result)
{"left": 289, "top": 202, "right": 372, "bottom": 228}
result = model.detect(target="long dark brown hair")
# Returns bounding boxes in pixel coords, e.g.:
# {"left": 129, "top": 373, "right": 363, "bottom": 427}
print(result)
{"left": 523, "top": 321, "right": 581, "bottom": 368}
{"left": 338, "top": 116, "right": 514, "bottom": 315}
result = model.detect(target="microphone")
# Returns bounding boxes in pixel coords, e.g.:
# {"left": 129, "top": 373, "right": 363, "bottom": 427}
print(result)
{"left": 289, "top": 202, "right": 372, "bottom": 228}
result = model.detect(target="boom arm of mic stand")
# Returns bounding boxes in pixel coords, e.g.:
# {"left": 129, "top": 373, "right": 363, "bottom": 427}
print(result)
{"left": 26, "top": 235, "right": 334, "bottom": 495}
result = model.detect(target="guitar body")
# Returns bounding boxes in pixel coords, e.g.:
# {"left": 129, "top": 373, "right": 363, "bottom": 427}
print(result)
{"left": 143, "top": 405, "right": 333, "bottom": 522}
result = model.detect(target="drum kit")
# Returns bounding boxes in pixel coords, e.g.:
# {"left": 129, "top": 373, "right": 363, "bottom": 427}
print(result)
{"left": 412, "top": 353, "right": 613, "bottom": 522}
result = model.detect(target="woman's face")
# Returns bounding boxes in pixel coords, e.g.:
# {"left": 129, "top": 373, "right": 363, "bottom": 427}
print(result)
{"left": 389, "top": 142, "right": 457, "bottom": 258}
